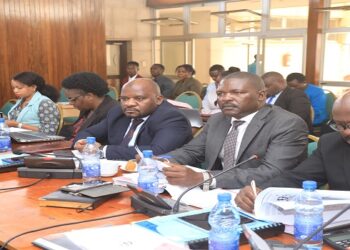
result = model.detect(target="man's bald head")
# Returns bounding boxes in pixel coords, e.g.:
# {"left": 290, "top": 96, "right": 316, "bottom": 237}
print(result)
{"left": 122, "top": 78, "right": 161, "bottom": 96}
{"left": 120, "top": 78, "right": 163, "bottom": 118}
{"left": 331, "top": 90, "right": 350, "bottom": 144}
{"left": 261, "top": 71, "right": 287, "bottom": 97}
{"left": 220, "top": 71, "right": 265, "bottom": 91}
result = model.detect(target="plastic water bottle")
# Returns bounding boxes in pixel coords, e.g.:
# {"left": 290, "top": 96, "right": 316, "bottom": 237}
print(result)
{"left": 81, "top": 137, "right": 101, "bottom": 185}
{"left": 137, "top": 150, "right": 158, "bottom": 194}
{"left": 0, "top": 118, "right": 11, "bottom": 153}
{"left": 155, "top": 155, "right": 172, "bottom": 193}
{"left": 294, "top": 180, "right": 324, "bottom": 249}
{"left": 208, "top": 193, "right": 240, "bottom": 250}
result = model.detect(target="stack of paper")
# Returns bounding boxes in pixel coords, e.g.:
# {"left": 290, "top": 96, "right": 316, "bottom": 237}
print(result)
{"left": 252, "top": 188, "right": 350, "bottom": 233}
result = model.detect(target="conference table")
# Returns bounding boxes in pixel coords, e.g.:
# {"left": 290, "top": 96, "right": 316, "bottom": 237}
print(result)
{"left": 0, "top": 154, "right": 332, "bottom": 249}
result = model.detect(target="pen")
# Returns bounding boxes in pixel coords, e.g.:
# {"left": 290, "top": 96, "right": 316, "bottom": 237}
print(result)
{"left": 251, "top": 180, "right": 258, "bottom": 198}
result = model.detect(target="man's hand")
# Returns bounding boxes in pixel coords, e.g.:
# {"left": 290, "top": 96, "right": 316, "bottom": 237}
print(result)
{"left": 74, "top": 139, "right": 87, "bottom": 152}
{"left": 5, "top": 120, "right": 18, "bottom": 128}
{"left": 74, "top": 139, "right": 101, "bottom": 152}
{"left": 163, "top": 163, "right": 203, "bottom": 187}
{"left": 234, "top": 186, "right": 262, "bottom": 213}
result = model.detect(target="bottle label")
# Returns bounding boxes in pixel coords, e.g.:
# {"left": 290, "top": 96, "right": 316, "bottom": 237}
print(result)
{"left": 138, "top": 181, "right": 158, "bottom": 194}
{"left": 209, "top": 238, "right": 239, "bottom": 250}
{"left": 0, "top": 136, "right": 11, "bottom": 152}
{"left": 82, "top": 161, "right": 101, "bottom": 179}
{"left": 294, "top": 215, "right": 323, "bottom": 242}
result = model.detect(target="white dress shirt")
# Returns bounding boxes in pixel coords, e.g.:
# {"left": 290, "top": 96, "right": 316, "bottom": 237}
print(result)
{"left": 201, "top": 82, "right": 221, "bottom": 114}
{"left": 266, "top": 91, "right": 282, "bottom": 105}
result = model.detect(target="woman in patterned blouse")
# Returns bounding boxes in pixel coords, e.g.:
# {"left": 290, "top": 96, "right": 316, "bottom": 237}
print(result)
{"left": 6, "top": 72, "right": 60, "bottom": 134}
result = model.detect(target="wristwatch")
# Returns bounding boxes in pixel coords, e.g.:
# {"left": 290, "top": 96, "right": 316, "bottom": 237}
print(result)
{"left": 202, "top": 171, "right": 211, "bottom": 192}
{"left": 17, "top": 123, "right": 23, "bottom": 128}
{"left": 99, "top": 145, "right": 105, "bottom": 159}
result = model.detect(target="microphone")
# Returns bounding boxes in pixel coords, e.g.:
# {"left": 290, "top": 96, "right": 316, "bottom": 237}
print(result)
{"left": 172, "top": 154, "right": 258, "bottom": 213}
{"left": 293, "top": 203, "right": 350, "bottom": 250}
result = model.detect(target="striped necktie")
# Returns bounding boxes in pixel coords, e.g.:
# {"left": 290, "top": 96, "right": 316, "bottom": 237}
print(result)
{"left": 121, "top": 118, "right": 144, "bottom": 146}
{"left": 223, "top": 120, "right": 245, "bottom": 169}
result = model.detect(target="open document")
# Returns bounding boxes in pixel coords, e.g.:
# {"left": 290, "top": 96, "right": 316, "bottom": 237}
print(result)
{"left": 251, "top": 187, "right": 350, "bottom": 233}
{"left": 33, "top": 224, "right": 189, "bottom": 250}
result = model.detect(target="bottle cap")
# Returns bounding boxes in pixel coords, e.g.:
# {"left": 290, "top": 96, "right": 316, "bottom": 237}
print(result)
{"left": 302, "top": 180, "right": 317, "bottom": 190}
{"left": 0, "top": 118, "right": 4, "bottom": 123}
{"left": 142, "top": 150, "right": 153, "bottom": 158}
{"left": 86, "top": 137, "right": 96, "bottom": 144}
{"left": 217, "top": 193, "right": 232, "bottom": 202}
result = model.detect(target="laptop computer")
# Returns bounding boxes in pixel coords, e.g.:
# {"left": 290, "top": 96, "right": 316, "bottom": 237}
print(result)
{"left": 10, "top": 131, "right": 65, "bottom": 143}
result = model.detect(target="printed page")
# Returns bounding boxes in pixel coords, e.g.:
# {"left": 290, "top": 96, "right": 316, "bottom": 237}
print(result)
{"left": 254, "top": 187, "right": 350, "bottom": 227}
{"left": 35, "top": 224, "right": 189, "bottom": 250}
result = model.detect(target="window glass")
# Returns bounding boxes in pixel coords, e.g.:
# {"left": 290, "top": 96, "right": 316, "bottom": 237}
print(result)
{"left": 156, "top": 8, "right": 184, "bottom": 36}
{"left": 224, "top": 1, "right": 261, "bottom": 33}
{"left": 329, "top": 0, "right": 350, "bottom": 28}
{"left": 193, "top": 37, "right": 258, "bottom": 84}
{"left": 106, "top": 43, "right": 120, "bottom": 76}
{"left": 323, "top": 32, "right": 350, "bottom": 81}
{"left": 190, "top": 3, "right": 219, "bottom": 33}
{"left": 162, "top": 41, "right": 184, "bottom": 75}
{"left": 264, "top": 37, "right": 304, "bottom": 77}
{"left": 270, "top": 0, "right": 309, "bottom": 29}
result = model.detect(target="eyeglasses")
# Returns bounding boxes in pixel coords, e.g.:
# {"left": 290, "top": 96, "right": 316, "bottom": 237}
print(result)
{"left": 67, "top": 95, "right": 83, "bottom": 102}
{"left": 327, "top": 120, "right": 350, "bottom": 132}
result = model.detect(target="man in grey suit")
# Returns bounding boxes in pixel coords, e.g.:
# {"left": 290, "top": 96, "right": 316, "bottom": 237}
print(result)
{"left": 234, "top": 93, "right": 350, "bottom": 213}
{"left": 163, "top": 72, "right": 308, "bottom": 189}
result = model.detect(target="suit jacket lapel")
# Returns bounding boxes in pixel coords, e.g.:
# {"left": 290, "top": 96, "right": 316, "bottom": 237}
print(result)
{"left": 341, "top": 139, "right": 350, "bottom": 188}
{"left": 236, "top": 106, "right": 270, "bottom": 161}
{"left": 115, "top": 117, "right": 132, "bottom": 144}
{"left": 274, "top": 88, "right": 287, "bottom": 106}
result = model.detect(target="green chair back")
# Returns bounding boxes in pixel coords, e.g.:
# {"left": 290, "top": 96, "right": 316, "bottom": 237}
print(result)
{"left": 58, "top": 89, "right": 68, "bottom": 102}
{"left": 324, "top": 90, "right": 336, "bottom": 120}
{"left": 308, "top": 141, "right": 317, "bottom": 156}
{"left": 175, "top": 91, "right": 202, "bottom": 110}
{"left": 0, "top": 99, "right": 16, "bottom": 116}
{"left": 107, "top": 87, "right": 118, "bottom": 100}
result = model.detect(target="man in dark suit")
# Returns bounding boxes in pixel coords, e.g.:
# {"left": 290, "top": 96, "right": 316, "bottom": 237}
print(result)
{"left": 150, "top": 64, "right": 174, "bottom": 99}
{"left": 262, "top": 71, "right": 312, "bottom": 131}
{"left": 74, "top": 78, "right": 192, "bottom": 160}
{"left": 235, "top": 93, "right": 350, "bottom": 212}
{"left": 60, "top": 72, "right": 118, "bottom": 140}
{"left": 163, "top": 72, "right": 308, "bottom": 190}
{"left": 120, "top": 61, "right": 143, "bottom": 90}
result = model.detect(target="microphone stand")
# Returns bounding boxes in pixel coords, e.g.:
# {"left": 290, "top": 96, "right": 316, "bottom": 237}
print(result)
{"left": 172, "top": 155, "right": 258, "bottom": 213}
{"left": 293, "top": 203, "right": 350, "bottom": 250}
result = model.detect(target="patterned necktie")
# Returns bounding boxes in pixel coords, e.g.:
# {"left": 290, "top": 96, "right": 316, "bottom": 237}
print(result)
{"left": 121, "top": 118, "right": 144, "bottom": 146}
{"left": 223, "top": 120, "right": 245, "bottom": 169}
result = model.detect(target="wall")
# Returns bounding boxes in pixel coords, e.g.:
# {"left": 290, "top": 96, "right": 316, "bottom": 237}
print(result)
{"left": 0, "top": 0, "right": 106, "bottom": 106}
{"left": 105, "top": 0, "right": 153, "bottom": 78}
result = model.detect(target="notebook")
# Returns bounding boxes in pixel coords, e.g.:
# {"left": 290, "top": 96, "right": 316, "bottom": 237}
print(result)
{"left": 10, "top": 131, "right": 65, "bottom": 143}
{"left": 134, "top": 208, "right": 285, "bottom": 248}
{"left": 39, "top": 184, "right": 129, "bottom": 210}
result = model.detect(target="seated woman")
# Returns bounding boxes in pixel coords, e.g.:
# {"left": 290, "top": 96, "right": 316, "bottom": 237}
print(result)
{"left": 171, "top": 64, "right": 202, "bottom": 99}
{"left": 59, "top": 72, "right": 118, "bottom": 140}
{"left": 7, "top": 72, "right": 60, "bottom": 134}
